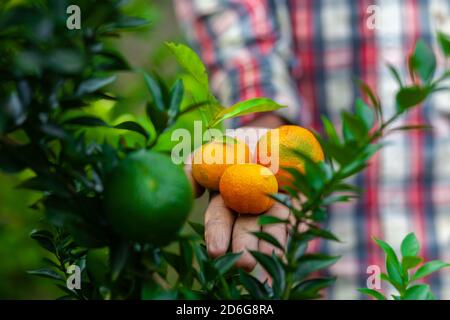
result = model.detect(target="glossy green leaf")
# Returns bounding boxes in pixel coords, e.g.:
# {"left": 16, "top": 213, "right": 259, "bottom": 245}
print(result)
{"left": 307, "top": 226, "right": 340, "bottom": 242}
{"left": 252, "top": 232, "right": 284, "bottom": 251}
{"left": 402, "top": 256, "right": 423, "bottom": 270}
{"left": 30, "top": 229, "right": 55, "bottom": 253}
{"left": 396, "top": 86, "right": 428, "bottom": 112}
{"left": 389, "top": 124, "right": 433, "bottom": 132}
{"left": 437, "top": 31, "right": 450, "bottom": 57}
{"left": 147, "top": 102, "right": 168, "bottom": 134}
{"left": 295, "top": 254, "right": 340, "bottom": 281}
{"left": 357, "top": 288, "right": 387, "bottom": 300}
{"left": 355, "top": 98, "right": 376, "bottom": 130}
{"left": 410, "top": 40, "right": 436, "bottom": 83}
{"left": 214, "top": 252, "right": 241, "bottom": 275}
{"left": 387, "top": 63, "right": 404, "bottom": 88}
{"left": 412, "top": 260, "right": 450, "bottom": 281}
{"left": 188, "top": 221, "right": 205, "bottom": 237}
{"left": 403, "top": 284, "right": 431, "bottom": 300}
{"left": 342, "top": 111, "right": 368, "bottom": 142}
{"left": 76, "top": 76, "right": 116, "bottom": 96}
{"left": 239, "top": 270, "right": 268, "bottom": 299}
{"left": 291, "top": 277, "right": 336, "bottom": 300}
{"left": 168, "top": 79, "right": 184, "bottom": 119}
{"left": 258, "top": 215, "right": 289, "bottom": 226}
{"left": 250, "top": 251, "right": 285, "bottom": 297}
{"left": 209, "top": 98, "right": 286, "bottom": 127}
{"left": 114, "top": 121, "right": 149, "bottom": 140}
{"left": 321, "top": 115, "right": 340, "bottom": 146}
{"left": 63, "top": 116, "right": 109, "bottom": 127}
{"left": 109, "top": 16, "right": 149, "bottom": 30}
{"left": 401, "top": 233, "right": 420, "bottom": 257}
{"left": 143, "top": 73, "right": 165, "bottom": 111}
{"left": 27, "top": 268, "right": 64, "bottom": 281}
{"left": 165, "top": 42, "right": 210, "bottom": 93}
{"left": 355, "top": 78, "right": 382, "bottom": 117}
{"left": 386, "top": 254, "right": 404, "bottom": 290}
{"left": 372, "top": 236, "right": 404, "bottom": 290}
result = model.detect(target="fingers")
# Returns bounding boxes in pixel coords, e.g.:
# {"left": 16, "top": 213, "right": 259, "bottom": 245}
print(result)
{"left": 184, "top": 154, "right": 205, "bottom": 198}
{"left": 232, "top": 215, "right": 260, "bottom": 272}
{"left": 205, "top": 194, "right": 235, "bottom": 258}
{"left": 259, "top": 202, "right": 290, "bottom": 257}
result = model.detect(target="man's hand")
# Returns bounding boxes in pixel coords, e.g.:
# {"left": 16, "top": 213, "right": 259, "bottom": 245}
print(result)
{"left": 184, "top": 126, "right": 290, "bottom": 271}
{"left": 204, "top": 193, "right": 289, "bottom": 271}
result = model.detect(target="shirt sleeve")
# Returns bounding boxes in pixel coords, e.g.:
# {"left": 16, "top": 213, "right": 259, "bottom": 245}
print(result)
{"left": 174, "top": 0, "right": 301, "bottom": 127}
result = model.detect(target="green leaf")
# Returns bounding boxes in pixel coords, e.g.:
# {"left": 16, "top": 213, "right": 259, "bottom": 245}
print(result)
{"left": 322, "top": 195, "right": 354, "bottom": 206}
{"left": 239, "top": 269, "right": 268, "bottom": 299}
{"left": 321, "top": 115, "right": 340, "bottom": 146}
{"left": 76, "top": 76, "right": 116, "bottom": 96}
{"left": 179, "top": 241, "right": 194, "bottom": 282}
{"left": 387, "top": 64, "right": 404, "bottom": 88}
{"left": 396, "top": 86, "right": 428, "bottom": 112}
{"left": 295, "top": 254, "right": 340, "bottom": 281}
{"left": 250, "top": 251, "right": 281, "bottom": 280}
{"left": 401, "top": 233, "right": 420, "bottom": 257}
{"left": 355, "top": 78, "right": 382, "bottom": 117}
{"left": 209, "top": 98, "right": 286, "bottom": 127}
{"left": 63, "top": 116, "right": 109, "bottom": 127}
{"left": 403, "top": 284, "right": 431, "bottom": 300}
{"left": 143, "top": 73, "right": 165, "bottom": 111}
{"left": 291, "top": 277, "right": 336, "bottom": 300}
{"left": 412, "top": 260, "right": 450, "bottom": 281}
{"left": 258, "top": 215, "right": 289, "bottom": 226}
{"left": 251, "top": 232, "right": 284, "bottom": 251}
{"left": 250, "top": 251, "right": 285, "bottom": 297}
{"left": 437, "top": 31, "right": 450, "bottom": 57}
{"left": 281, "top": 167, "right": 312, "bottom": 198}
{"left": 386, "top": 254, "right": 404, "bottom": 289}
{"left": 355, "top": 98, "right": 376, "bottom": 130}
{"left": 357, "top": 288, "right": 387, "bottom": 300}
{"left": 168, "top": 79, "right": 184, "bottom": 119}
{"left": 147, "top": 102, "right": 168, "bottom": 134}
{"left": 342, "top": 111, "right": 368, "bottom": 142}
{"left": 110, "top": 16, "right": 149, "bottom": 29}
{"left": 114, "top": 121, "right": 149, "bottom": 140}
{"left": 402, "top": 256, "right": 423, "bottom": 270}
{"left": 96, "top": 50, "right": 130, "bottom": 71}
{"left": 188, "top": 221, "right": 205, "bottom": 237}
{"left": 410, "top": 40, "right": 436, "bottom": 83}
{"left": 165, "top": 42, "right": 210, "bottom": 93}
{"left": 389, "top": 124, "right": 432, "bottom": 132}
{"left": 27, "top": 268, "right": 64, "bottom": 281}
{"left": 426, "top": 290, "right": 436, "bottom": 300}
{"left": 214, "top": 252, "right": 242, "bottom": 275}
{"left": 373, "top": 237, "right": 404, "bottom": 289}
{"left": 306, "top": 226, "right": 340, "bottom": 242}
{"left": 30, "top": 229, "right": 55, "bottom": 253}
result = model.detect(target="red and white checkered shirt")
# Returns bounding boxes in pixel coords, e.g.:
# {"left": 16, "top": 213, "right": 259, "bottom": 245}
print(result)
{"left": 175, "top": 0, "right": 450, "bottom": 299}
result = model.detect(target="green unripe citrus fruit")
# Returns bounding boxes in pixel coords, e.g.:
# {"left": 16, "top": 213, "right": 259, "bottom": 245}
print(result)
{"left": 104, "top": 150, "right": 193, "bottom": 245}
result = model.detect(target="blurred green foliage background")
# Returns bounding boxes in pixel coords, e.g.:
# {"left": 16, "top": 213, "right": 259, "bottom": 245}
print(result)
{"left": 0, "top": 0, "right": 192, "bottom": 299}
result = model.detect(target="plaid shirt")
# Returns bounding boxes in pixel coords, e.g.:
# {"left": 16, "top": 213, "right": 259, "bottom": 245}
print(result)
{"left": 175, "top": 0, "right": 450, "bottom": 299}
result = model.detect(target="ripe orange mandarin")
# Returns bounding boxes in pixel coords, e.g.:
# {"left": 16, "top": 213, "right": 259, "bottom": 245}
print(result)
{"left": 219, "top": 164, "right": 278, "bottom": 215}
{"left": 256, "top": 125, "right": 324, "bottom": 189}
{"left": 192, "top": 138, "right": 251, "bottom": 190}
